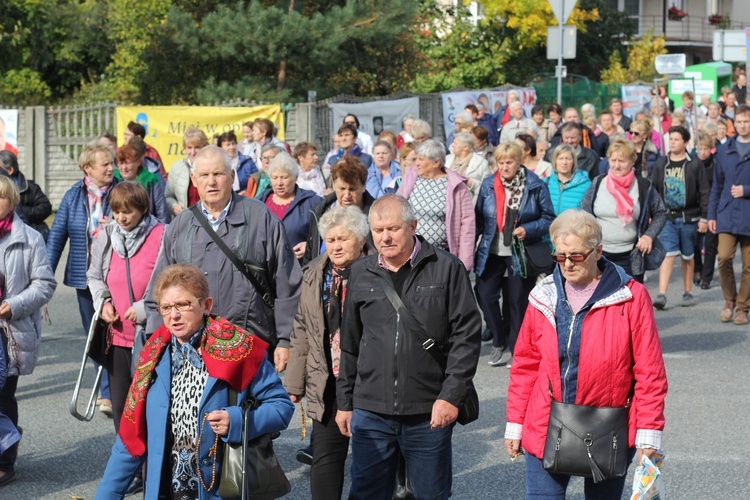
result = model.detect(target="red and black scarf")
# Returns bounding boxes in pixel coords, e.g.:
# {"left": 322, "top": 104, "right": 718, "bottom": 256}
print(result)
{"left": 119, "top": 315, "right": 268, "bottom": 457}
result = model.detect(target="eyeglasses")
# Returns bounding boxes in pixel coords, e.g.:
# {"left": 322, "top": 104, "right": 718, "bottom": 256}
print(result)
{"left": 158, "top": 298, "right": 203, "bottom": 316}
{"left": 261, "top": 155, "right": 277, "bottom": 161}
{"left": 630, "top": 131, "right": 641, "bottom": 136}
{"left": 552, "top": 248, "right": 596, "bottom": 264}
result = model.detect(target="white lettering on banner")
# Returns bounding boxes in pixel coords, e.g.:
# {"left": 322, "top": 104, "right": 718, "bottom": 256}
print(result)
{"left": 671, "top": 80, "right": 715, "bottom": 97}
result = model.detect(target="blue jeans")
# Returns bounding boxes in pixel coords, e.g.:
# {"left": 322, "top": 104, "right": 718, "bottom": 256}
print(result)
{"left": 659, "top": 218, "right": 698, "bottom": 259}
{"left": 525, "top": 450, "right": 636, "bottom": 499}
{"left": 77, "top": 288, "right": 110, "bottom": 400}
{"left": 348, "top": 409, "right": 453, "bottom": 500}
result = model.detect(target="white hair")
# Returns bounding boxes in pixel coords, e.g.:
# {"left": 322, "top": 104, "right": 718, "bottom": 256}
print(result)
{"left": 267, "top": 152, "right": 300, "bottom": 179}
{"left": 318, "top": 205, "right": 370, "bottom": 241}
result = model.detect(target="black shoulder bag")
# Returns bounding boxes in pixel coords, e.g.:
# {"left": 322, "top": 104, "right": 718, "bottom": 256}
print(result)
{"left": 542, "top": 384, "right": 632, "bottom": 483}
{"left": 375, "top": 274, "right": 479, "bottom": 426}
{"left": 218, "top": 389, "right": 291, "bottom": 499}
{"left": 189, "top": 205, "right": 275, "bottom": 309}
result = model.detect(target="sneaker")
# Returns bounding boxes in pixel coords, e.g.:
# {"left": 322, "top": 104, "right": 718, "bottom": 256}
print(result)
{"left": 734, "top": 310, "right": 749, "bottom": 325}
{"left": 653, "top": 294, "right": 667, "bottom": 310}
{"left": 296, "top": 446, "right": 313, "bottom": 466}
{"left": 99, "top": 399, "right": 113, "bottom": 418}
{"left": 720, "top": 302, "right": 735, "bottom": 322}
{"left": 507, "top": 357, "right": 513, "bottom": 369}
{"left": 681, "top": 292, "right": 695, "bottom": 307}
{"left": 488, "top": 346, "right": 507, "bottom": 366}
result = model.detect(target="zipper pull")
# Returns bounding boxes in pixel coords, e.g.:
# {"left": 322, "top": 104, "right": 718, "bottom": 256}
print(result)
{"left": 613, "top": 435, "right": 617, "bottom": 449}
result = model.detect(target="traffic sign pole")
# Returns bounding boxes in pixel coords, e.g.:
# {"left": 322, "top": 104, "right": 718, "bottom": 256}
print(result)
{"left": 557, "top": 0, "right": 564, "bottom": 105}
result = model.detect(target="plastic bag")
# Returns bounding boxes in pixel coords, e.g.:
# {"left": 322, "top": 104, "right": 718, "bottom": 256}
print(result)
{"left": 630, "top": 451, "right": 666, "bottom": 500}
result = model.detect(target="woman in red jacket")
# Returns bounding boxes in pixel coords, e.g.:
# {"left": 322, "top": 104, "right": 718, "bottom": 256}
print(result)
{"left": 504, "top": 209, "right": 668, "bottom": 499}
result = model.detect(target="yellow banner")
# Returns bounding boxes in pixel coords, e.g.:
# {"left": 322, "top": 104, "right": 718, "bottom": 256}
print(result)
{"left": 115, "top": 105, "right": 284, "bottom": 171}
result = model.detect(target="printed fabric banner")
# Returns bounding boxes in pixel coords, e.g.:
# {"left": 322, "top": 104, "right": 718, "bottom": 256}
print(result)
{"left": 441, "top": 88, "right": 536, "bottom": 139}
{"left": 116, "top": 105, "right": 284, "bottom": 171}
{"left": 620, "top": 85, "right": 653, "bottom": 120}
{"left": 328, "top": 98, "right": 420, "bottom": 141}
{"left": 0, "top": 110, "right": 19, "bottom": 155}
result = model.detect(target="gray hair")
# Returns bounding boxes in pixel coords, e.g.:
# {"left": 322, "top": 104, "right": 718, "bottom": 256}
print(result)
{"left": 369, "top": 194, "right": 416, "bottom": 225}
{"left": 550, "top": 144, "right": 577, "bottom": 172}
{"left": 549, "top": 209, "right": 602, "bottom": 249}
{"left": 507, "top": 90, "right": 520, "bottom": 102}
{"left": 509, "top": 101, "right": 523, "bottom": 111}
{"left": 410, "top": 119, "right": 432, "bottom": 140}
{"left": 194, "top": 145, "right": 231, "bottom": 172}
{"left": 261, "top": 143, "right": 286, "bottom": 156}
{"left": 318, "top": 205, "right": 370, "bottom": 242}
{"left": 415, "top": 139, "right": 446, "bottom": 168}
{"left": 267, "top": 152, "right": 299, "bottom": 178}
{"left": 453, "top": 132, "right": 475, "bottom": 150}
{"left": 402, "top": 114, "right": 416, "bottom": 128}
{"left": 581, "top": 103, "right": 596, "bottom": 116}
{"left": 455, "top": 111, "right": 473, "bottom": 125}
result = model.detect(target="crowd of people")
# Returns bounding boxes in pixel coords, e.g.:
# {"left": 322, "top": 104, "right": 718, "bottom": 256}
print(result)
{"left": 2, "top": 74, "right": 750, "bottom": 497}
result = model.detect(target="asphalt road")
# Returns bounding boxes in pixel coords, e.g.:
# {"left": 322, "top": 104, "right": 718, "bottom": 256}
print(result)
{"left": 2, "top": 254, "right": 750, "bottom": 499}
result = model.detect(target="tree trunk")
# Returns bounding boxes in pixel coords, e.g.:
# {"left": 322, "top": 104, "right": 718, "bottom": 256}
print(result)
{"left": 277, "top": 0, "right": 294, "bottom": 92}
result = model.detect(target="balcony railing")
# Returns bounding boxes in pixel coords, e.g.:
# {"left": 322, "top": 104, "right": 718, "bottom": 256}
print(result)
{"left": 635, "top": 15, "right": 749, "bottom": 44}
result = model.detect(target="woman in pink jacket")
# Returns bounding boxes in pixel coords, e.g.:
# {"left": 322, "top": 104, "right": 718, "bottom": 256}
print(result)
{"left": 397, "top": 139, "right": 475, "bottom": 270}
{"left": 504, "top": 209, "right": 668, "bottom": 499}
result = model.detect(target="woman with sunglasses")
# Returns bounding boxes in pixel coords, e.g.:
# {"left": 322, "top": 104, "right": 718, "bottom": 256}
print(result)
{"left": 95, "top": 263, "right": 294, "bottom": 499}
{"left": 505, "top": 209, "right": 668, "bottom": 499}
{"left": 628, "top": 119, "right": 660, "bottom": 179}
{"left": 581, "top": 138, "right": 667, "bottom": 282}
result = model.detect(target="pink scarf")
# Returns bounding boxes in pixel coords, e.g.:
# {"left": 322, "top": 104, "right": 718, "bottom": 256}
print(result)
{"left": 605, "top": 170, "right": 636, "bottom": 226}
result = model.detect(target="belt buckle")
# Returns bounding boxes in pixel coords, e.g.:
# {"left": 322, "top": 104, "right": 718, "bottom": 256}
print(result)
{"left": 422, "top": 338, "right": 435, "bottom": 350}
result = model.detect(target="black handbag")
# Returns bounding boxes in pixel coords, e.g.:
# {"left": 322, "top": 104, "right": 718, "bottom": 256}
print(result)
{"left": 376, "top": 274, "right": 479, "bottom": 426}
{"left": 542, "top": 397, "right": 630, "bottom": 483}
{"left": 632, "top": 185, "right": 666, "bottom": 272}
{"left": 219, "top": 391, "right": 291, "bottom": 499}
{"left": 522, "top": 239, "right": 555, "bottom": 276}
{"left": 85, "top": 314, "right": 112, "bottom": 369}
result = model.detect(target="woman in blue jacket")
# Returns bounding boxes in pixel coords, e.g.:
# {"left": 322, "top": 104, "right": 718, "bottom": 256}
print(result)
{"left": 545, "top": 144, "right": 592, "bottom": 215}
{"left": 95, "top": 264, "right": 294, "bottom": 499}
{"left": 258, "top": 153, "right": 322, "bottom": 262}
{"left": 475, "top": 142, "right": 555, "bottom": 368}
{"left": 47, "top": 139, "right": 119, "bottom": 415}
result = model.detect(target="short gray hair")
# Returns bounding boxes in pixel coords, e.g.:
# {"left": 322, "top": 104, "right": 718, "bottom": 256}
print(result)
{"left": 455, "top": 111, "right": 473, "bottom": 125}
{"left": 509, "top": 101, "right": 523, "bottom": 111}
{"left": 453, "top": 132, "right": 475, "bottom": 150}
{"left": 581, "top": 103, "right": 596, "bottom": 116}
{"left": 268, "top": 152, "right": 299, "bottom": 178}
{"left": 194, "top": 145, "right": 231, "bottom": 173}
{"left": 410, "top": 119, "right": 432, "bottom": 140}
{"left": 261, "top": 143, "right": 285, "bottom": 156}
{"left": 549, "top": 209, "right": 602, "bottom": 249}
{"left": 507, "top": 90, "right": 520, "bottom": 101}
{"left": 318, "top": 205, "right": 370, "bottom": 241}
{"left": 369, "top": 194, "right": 416, "bottom": 226}
{"left": 402, "top": 114, "right": 416, "bottom": 128}
{"left": 415, "top": 139, "right": 446, "bottom": 167}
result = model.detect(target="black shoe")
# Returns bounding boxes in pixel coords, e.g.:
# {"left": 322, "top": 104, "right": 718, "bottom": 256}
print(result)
{"left": 481, "top": 327, "right": 492, "bottom": 342}
{"left": 393, "top": 485, "right": 416, "bottom": 500}
{"left": 700, "top": 281, "right": 711, "bottom": 290}
{"left": 296, "top": 446, "right": 313, "bottom": 466}
{"left": 0, "top": 470, "right": 16, "bottom": 487}
{"left": 124, "top": 475, "right": 144, "bottom": 496}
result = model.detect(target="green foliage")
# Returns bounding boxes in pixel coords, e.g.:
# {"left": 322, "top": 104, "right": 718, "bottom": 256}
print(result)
{"left": 600, "top": 30, "right": 667, "bottom": 84}
{"left": 0, "top": 69, "right": 52, "bottom": 105}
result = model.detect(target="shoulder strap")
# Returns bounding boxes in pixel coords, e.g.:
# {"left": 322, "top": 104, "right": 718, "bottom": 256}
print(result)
{"left": 123, "top": 247, "right": 136, "bottom": 305}
{"left": 188, "top": 205, "right": 273, "bottom": 308}
{"left": 637, "top": 182, "right": 652, "bottom": 238}
{"left": 374, "top": 273, "right": 447, "bottom": 366}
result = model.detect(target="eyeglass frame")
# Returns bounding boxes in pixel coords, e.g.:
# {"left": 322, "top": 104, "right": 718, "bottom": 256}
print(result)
{"left": 158, "top": 297, "right": 205, "bottom": 316}
{"left": 551, "top": 247, "right": 596, "bottom": 264}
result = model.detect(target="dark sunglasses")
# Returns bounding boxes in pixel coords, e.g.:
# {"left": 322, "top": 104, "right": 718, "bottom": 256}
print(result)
{"left": 630, "top": 131, "right": 641, "bottom": 136}
{"left": 552, "top": 247, "right": 596, "bottom": 264}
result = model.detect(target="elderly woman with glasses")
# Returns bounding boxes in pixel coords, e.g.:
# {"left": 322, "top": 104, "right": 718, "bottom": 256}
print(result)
{"left": 285, "top": 206, "right": 373, "bottom": 499}
{"left": 397, "top": 139, "right": 475, "bottom": 270}
{"left": 505, "top": 209, "right": 668, "bottom": 499}
{"left": 245, "top": 144, "right": 286, "bottom": 199}
{"left": 95, "top": 263, "right": 294, "bottom": 499}
{"left": 257, "top": 153, "right": 322, "bottom": 261}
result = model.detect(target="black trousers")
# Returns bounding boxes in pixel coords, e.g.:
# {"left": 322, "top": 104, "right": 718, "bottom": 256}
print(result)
{"left": 695, "top": 230, "right": 719, "bottom": 284}
{"left": 475, "top": 255, "right": 535, "bottom": 354}
{"left": 0, "top": 375, "right": 19, "bottom": 472}
{"left": 107, "top": 345, "right": 133, "bottom": 433}
{"left": 603, "top": 249, "right": 644, "bottom": 283}
{"left": 311, "top": 378, "right": 349, "bottom": 500}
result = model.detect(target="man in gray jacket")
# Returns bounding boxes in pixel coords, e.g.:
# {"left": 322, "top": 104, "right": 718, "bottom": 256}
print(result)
{"left": 145, "top": 146, "right": 302, "bottom": 372}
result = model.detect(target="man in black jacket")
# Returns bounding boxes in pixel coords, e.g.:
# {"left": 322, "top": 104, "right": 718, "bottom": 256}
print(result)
{"left": 336, "top": 195, "right": 481, "bottom": 499}
{"left": 651, "top": 125, "right": 710, "bottom": 309}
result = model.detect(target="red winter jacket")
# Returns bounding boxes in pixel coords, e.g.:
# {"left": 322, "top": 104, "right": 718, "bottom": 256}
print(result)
{"left": 506, "top": 275, "right": 668, "bottom": 459}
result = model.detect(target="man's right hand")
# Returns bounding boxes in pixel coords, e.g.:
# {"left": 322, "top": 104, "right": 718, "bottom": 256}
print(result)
{"left": 335, "top": 410, "right": 353, "bottom": 437}
{"left": 708, "top": 220, "right": 717, "bottom": 234}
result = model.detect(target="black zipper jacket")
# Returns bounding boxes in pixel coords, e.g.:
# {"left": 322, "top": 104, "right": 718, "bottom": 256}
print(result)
{"left": 651, "top": 153, "right": 709, "bottom": 222}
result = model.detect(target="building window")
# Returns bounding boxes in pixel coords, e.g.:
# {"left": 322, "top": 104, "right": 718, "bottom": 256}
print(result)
{"left": 605, "top": 0, "right": 641, "bottom": 15}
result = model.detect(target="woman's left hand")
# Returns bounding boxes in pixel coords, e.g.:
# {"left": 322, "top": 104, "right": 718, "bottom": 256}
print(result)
{"left": 512, "top": 227, "right": 526, "bottom": 241}
{"left": 207, "top": 409, "right": 230, "bottom": 436}
{"left": 637, "top": 447, "right": 658, "bottom": 463}
{"left": 0, "top": 301, "right": 12, "bottom": 320}
{"left": 635, "top": 234, "right": 652, "bottom": 254}
{"left": 123, "top": 306, "right": 138, "bottom": 322}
